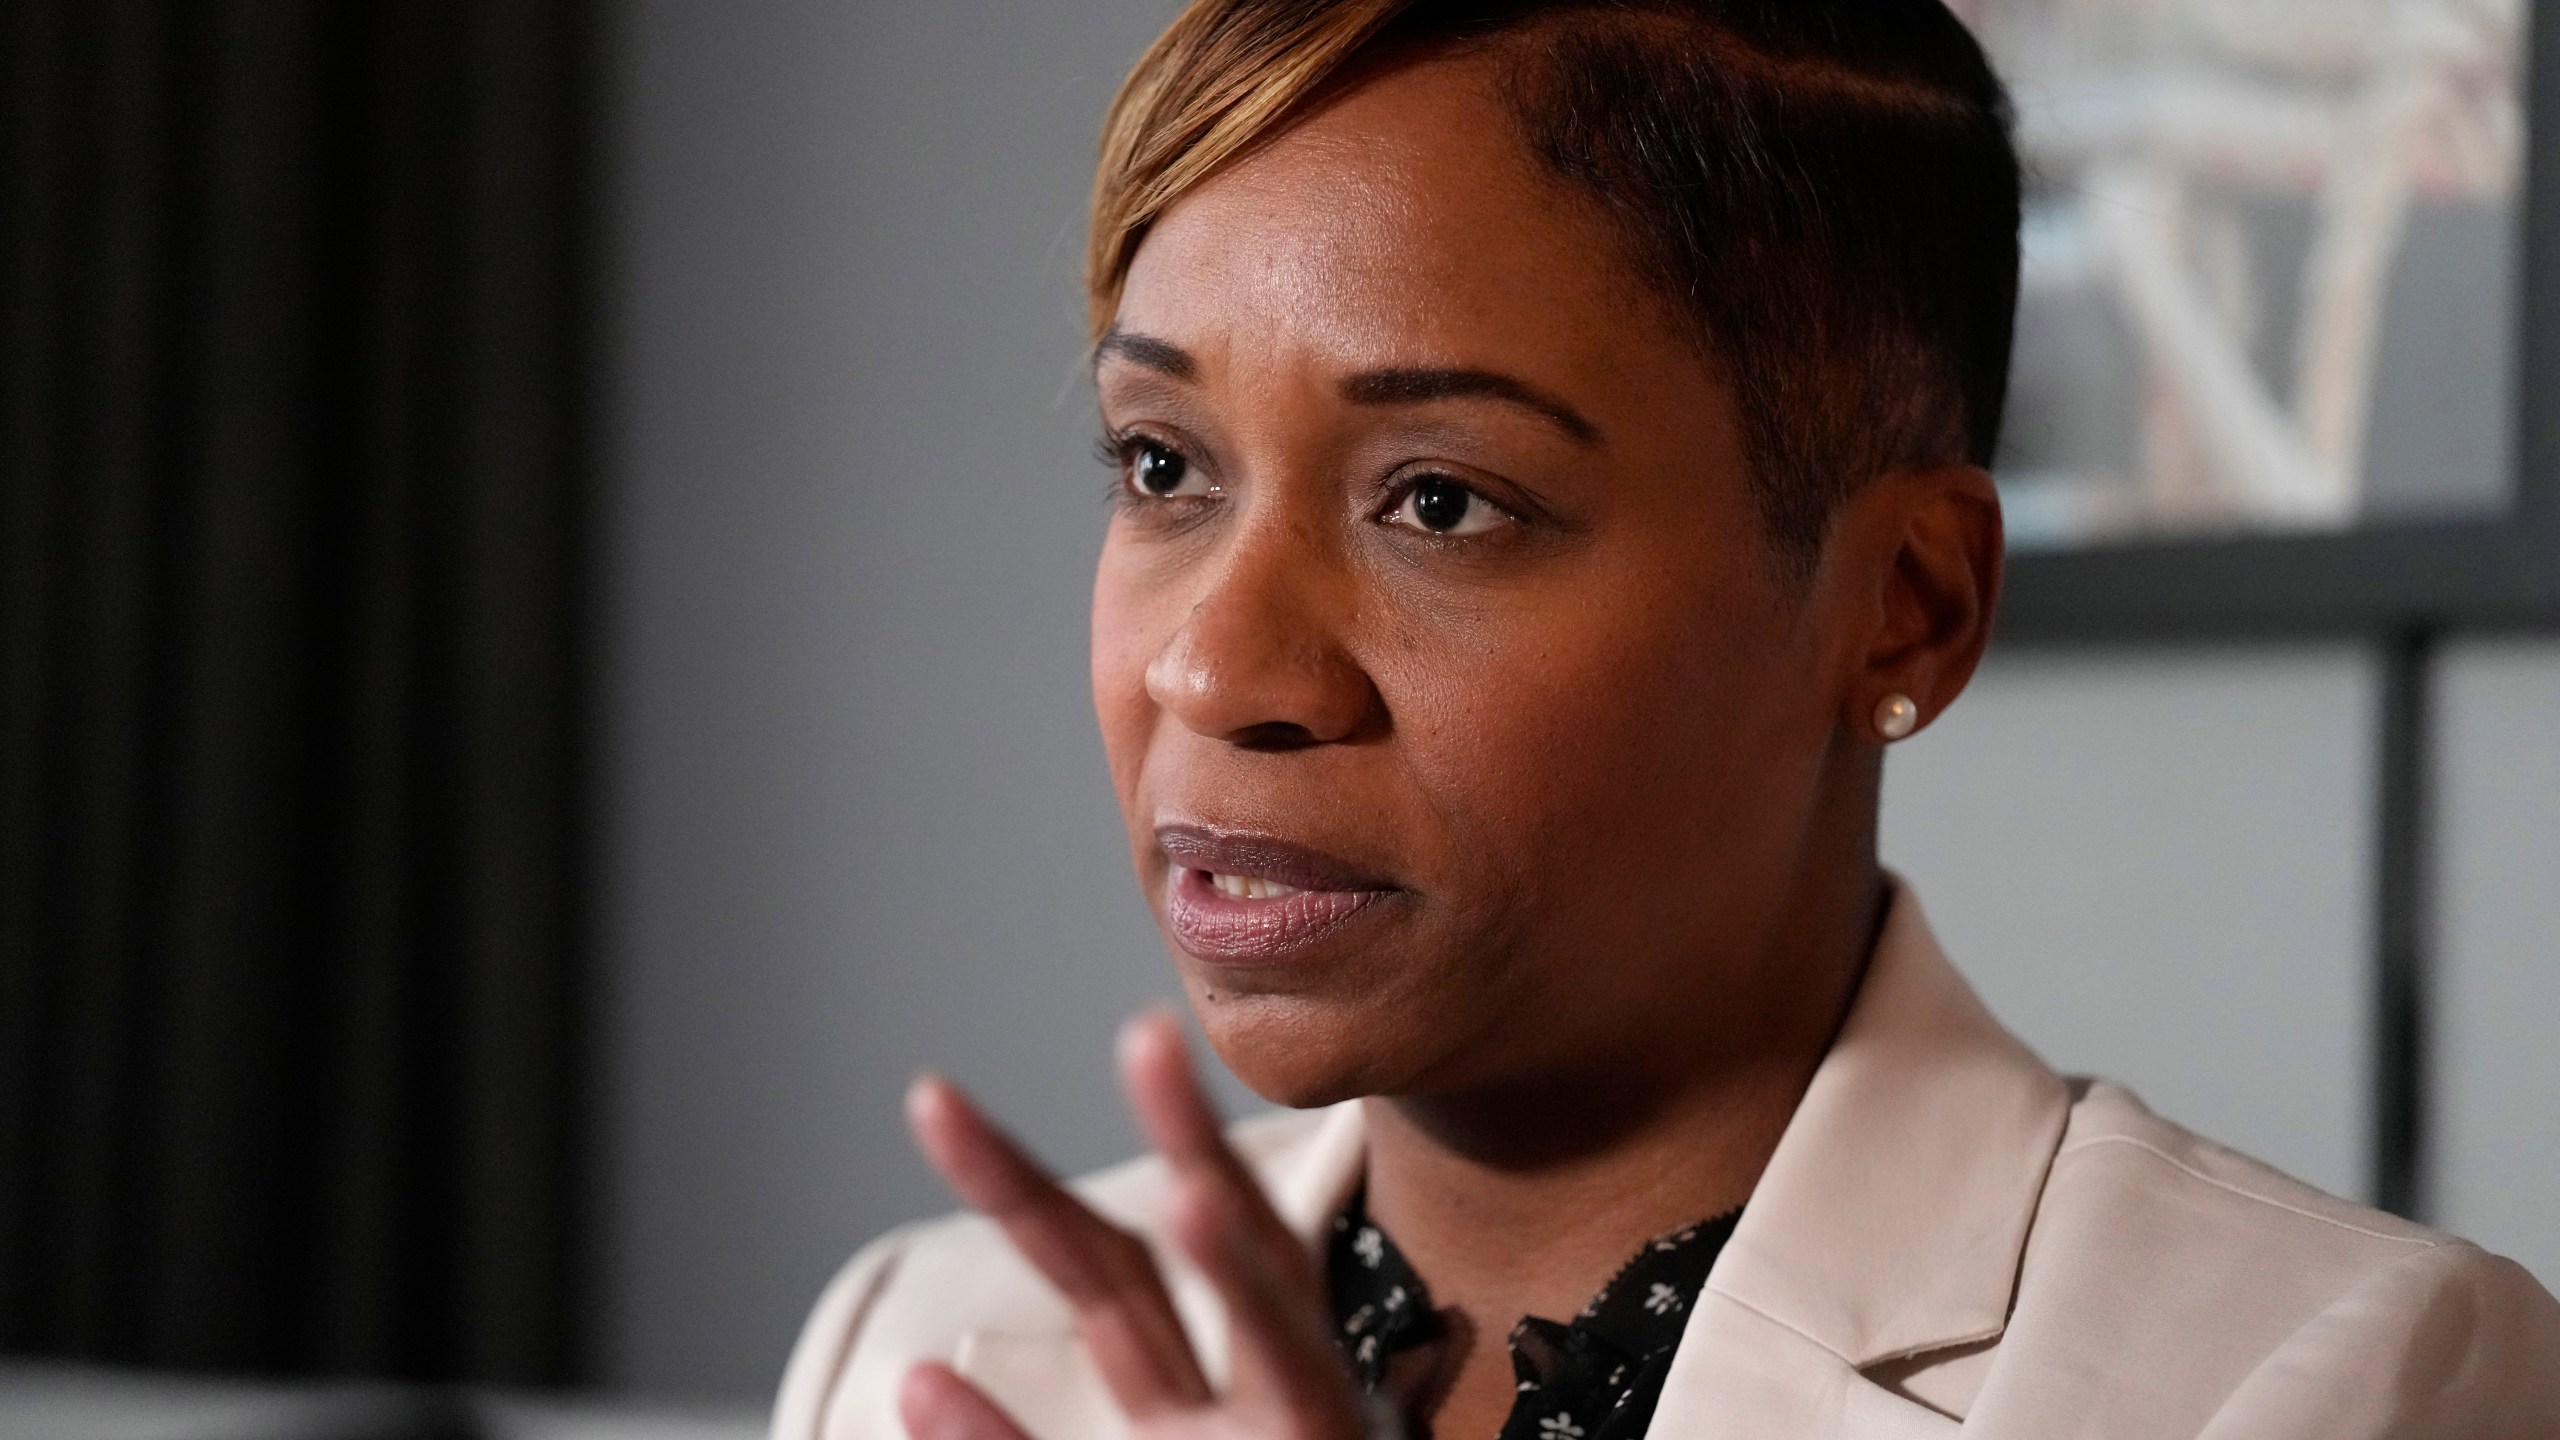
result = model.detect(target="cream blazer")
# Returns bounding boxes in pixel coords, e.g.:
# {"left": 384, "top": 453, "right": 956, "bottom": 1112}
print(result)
{"left": 773, "top": 889, "right": 2560, "bottom": 1438}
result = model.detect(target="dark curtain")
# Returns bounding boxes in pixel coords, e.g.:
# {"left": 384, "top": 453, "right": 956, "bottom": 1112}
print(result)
{"left": 0, "top": 0, "right": 593, "bottom": 1385}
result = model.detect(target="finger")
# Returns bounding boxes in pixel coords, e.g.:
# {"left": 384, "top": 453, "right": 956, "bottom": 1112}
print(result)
{"left": 1118, "top": 1012, "right": 1315, "bottom": 1290}
{"left": 1117, "top": 1009, "right": 1235, "bottom": 1168}
{"left": 907, "top": 1074, "right": 1214, "bottom": 1414}
{"left": 1168, "top": 1170, "right": 1364, "bottom": 1434}
{"left": 899, "top": 1362, "right": 1037, "bottom": 1440}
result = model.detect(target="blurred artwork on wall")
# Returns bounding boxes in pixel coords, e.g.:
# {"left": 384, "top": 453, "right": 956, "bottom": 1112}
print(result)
{"left": 1954, "top": 0, "right": 2527, "bottom": 549}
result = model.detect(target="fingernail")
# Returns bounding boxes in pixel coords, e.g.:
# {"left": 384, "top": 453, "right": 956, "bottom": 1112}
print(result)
{"left": 906, "top": 1071, "right": 948, "bottom": 1125}
{"left": 1116, "top": 1009, "right": 1178, "bottom": 1066}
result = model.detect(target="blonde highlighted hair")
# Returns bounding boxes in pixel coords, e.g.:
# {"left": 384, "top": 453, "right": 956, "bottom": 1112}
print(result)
{"left": 1087, "top": 0, "right": 1410, "bottom": 339}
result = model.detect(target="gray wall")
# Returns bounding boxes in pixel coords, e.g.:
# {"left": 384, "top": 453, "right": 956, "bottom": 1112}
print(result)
{"left": 1877, "top": 647, "right": 2377, "bottom": 1201}
{"left": 601, "top": 0, "right": 1186, "bottom": 1399}
{"left": 599, "top": 0, "right": 2560, "bottom": 1404}
{"left": 2437, "top": 642, "right": 2560, "bottom": 1290}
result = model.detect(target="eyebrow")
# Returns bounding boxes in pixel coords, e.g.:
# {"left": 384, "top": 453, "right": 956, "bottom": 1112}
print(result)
{"left": 1093, "top": 326, "right": 1197, "bottom": 381}
{"left": 1094, "top": 327, "right": 1604, "bottom": 448}
{"left": 1341, "top": 367, "right": 1604, "bottom": 447}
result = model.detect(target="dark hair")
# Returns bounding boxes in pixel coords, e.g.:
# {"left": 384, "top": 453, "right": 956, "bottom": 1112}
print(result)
{"left": 1091, "top": 0, "right": 2020, "bottom": 567}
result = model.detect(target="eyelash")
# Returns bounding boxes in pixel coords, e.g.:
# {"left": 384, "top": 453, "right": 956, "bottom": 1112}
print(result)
{"left": 1092, "top": 428, "right": 1138, "bottom": 472}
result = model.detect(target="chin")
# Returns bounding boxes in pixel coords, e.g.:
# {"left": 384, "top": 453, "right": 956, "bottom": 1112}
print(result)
{"left": 1186, "top": 987, "right": 1411, "bottom": 1110}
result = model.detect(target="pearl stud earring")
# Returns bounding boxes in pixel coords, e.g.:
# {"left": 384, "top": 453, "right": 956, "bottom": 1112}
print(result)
{"left": 1875, "top": 693, "right": 1919, "bottom": 741}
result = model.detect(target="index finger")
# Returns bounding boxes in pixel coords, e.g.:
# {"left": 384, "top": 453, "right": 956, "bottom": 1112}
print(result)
{"left": 1116, "top": 1012, "right": 1314, "bottom": 1290}
{"left": 907, "top": 1074, "right": 1215, "bottom": 1415}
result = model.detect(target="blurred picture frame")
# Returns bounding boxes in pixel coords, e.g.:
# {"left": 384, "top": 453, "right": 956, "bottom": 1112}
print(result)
{"left": 1976, "top": 0, "right": 2560, "bottom": 641}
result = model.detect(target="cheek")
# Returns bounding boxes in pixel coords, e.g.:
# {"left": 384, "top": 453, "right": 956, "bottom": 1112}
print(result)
{"left": 1392, "top": 574, "right": 1814, "bottom": 886}
{"left": 1089, "top": 542, "right": 1163, "bottom": 802}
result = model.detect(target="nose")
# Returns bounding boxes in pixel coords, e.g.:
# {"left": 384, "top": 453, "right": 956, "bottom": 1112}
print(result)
{"left": 1144, "top": 514, "right": 1381, "bottom": 749}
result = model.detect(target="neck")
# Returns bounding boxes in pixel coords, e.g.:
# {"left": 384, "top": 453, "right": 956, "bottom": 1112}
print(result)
{"left": 1356, "top": 858, "right": 1888, "bottom": 1330}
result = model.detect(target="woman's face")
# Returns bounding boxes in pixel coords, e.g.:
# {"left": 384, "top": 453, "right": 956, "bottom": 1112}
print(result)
{"left": 1091, "top": 53, "right": 1932, "bottom": 1107}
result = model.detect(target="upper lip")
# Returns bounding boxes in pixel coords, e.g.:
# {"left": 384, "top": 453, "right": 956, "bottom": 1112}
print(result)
{"left": 1155, "top": 824, "right": 1399, "bottom": 893}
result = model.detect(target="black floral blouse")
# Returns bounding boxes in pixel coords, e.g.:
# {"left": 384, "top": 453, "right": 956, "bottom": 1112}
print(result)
{"left": 1326, "top": 1193, "right": 1742, "bottom": 1440}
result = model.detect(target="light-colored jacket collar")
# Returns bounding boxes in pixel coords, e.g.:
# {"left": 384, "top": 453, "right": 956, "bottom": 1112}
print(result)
{"left": 1260, "top": 882, "right": 2071, "bottom": 1432}
{"left": 1705, "top": 881, "right": 2069, "bottom": 1367}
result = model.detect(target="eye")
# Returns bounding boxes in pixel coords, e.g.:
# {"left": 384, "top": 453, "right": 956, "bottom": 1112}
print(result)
{"left": 1118, "top": 436, "right": 1208, "bottom": 499}
{"left": 1385, "top": 475, "right": 1508, "bottom": 537}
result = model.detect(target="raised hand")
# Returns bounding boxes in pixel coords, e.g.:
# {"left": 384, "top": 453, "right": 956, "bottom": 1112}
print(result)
{"left": 899, "top": 1012, "right": 1370, "bottom": 1440}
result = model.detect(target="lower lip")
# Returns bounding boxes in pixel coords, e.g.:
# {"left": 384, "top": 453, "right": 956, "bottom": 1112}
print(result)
{"left": 1162, "top": 867, "right": 1392, "bottom": 964}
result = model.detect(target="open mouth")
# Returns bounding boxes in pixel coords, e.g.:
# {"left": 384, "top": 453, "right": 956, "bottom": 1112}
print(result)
{"left": 1204, "top": 872, "right": 1307, "bottom": 901}
{"left": 1156, "top": 824, "right": 1398, "bottom": 964}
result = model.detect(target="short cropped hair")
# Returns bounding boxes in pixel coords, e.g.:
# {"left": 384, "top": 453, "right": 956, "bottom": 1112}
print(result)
{"left": 1088, "top": 0, "right": 2021, "bottom": 567}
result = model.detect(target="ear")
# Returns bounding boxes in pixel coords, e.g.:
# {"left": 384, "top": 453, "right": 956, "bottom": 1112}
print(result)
{"left": 1820, "top": 464, "right": 2003, "bottom": 744}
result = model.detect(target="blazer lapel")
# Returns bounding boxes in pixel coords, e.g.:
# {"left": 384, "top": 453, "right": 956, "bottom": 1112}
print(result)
{"left": 1652, "top": 1295, "right": 1965, "bottom": 1439}
{"left": 1649, "top": 883, "right": 2071, "bottom": 1440}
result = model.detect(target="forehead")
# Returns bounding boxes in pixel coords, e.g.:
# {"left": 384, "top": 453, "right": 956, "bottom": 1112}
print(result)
{"left": 1113, "top": 52, "right": 1676, "bottom": 385}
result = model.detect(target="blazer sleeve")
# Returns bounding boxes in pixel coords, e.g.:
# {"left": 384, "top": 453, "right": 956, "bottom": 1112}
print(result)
{"left": 2196, "top": 1240, "right": 2560, "bottom": 1439}
{"left": 771, "top": 1230, "right": 915, "bottom": 1440}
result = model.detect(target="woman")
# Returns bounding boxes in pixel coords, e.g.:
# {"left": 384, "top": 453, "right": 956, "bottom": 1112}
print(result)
{"left": 775, "top": 2, "right": 2560, "bottom": 1436}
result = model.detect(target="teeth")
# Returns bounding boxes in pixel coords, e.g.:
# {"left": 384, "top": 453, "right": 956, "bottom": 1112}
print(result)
{"left": 1207, "top": 871, "right": 1305, "bottom": 901}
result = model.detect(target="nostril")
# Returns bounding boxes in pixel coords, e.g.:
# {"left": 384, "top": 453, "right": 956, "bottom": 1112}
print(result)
{"left": 1231, "top": 720, "right": 1321, "bottom": 752}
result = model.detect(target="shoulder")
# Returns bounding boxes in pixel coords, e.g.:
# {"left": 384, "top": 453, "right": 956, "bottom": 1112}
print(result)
{"left": 1975, "top": 1079, "right": 2560, "bottom": 1436}
{"left": 2041, "top": 1077, "right": 2441, "bottom": 1270}
{"left": 770, "top": 1108, "right": 1340, "bottom": 1440}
